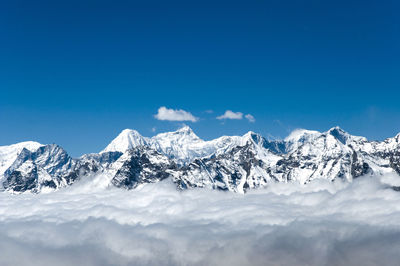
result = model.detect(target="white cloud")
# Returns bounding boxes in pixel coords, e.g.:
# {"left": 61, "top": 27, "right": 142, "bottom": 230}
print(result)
{"left": 217, "top": 110, "right": 243, "bottom": 120}
{"left": 154, "top": 106, "right": 198, "bottom": 122}
{"left": 245, "top": 114, "right": 255, "bottom": 123}
{"left": 0, "top": 175, "right": 400, "bottom": 265}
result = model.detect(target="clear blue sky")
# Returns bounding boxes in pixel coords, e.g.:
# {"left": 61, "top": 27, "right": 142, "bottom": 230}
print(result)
{"left": 1, "top": 0, "right": 399, "bottom": 156}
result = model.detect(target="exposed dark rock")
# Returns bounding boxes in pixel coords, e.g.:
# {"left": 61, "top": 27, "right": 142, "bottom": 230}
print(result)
{"left": 111, "top": 146, "right": 178, "bottom": 189}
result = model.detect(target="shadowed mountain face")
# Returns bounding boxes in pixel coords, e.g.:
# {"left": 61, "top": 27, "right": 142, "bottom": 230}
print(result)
{"left": 111, "top": 146, "right": 178, "bottom": 189}
{"left": 1, "top": 127, "right": 400, "bottom": 193}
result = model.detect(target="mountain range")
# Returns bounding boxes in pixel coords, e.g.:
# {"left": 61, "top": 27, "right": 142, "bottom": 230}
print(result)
{"left": 1, "top": 126, "right": 400, "bottom": 193}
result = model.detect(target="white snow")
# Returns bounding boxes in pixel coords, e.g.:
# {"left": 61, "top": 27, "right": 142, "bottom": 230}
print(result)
{"left": 102, "top": 129, "right": 149, "bottom": 153}
{"left": 102, "top": 126, "right": 243, "bottom": 165}
{"left": 0, "top": 141, "right": 43, "bottom": 176}
{"left": 2, "top": 126, "right": 400, "bottom": 194}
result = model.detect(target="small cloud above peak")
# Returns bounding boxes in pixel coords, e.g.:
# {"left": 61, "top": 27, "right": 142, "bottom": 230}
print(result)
{"left": 154, "top": 106, "right": 198, "bottom": 122}
{"left": 245, "top": 114, "right": 255, "bottom": 123}
{"left": 217, "top": 110, "right": 243, "bottom": 120}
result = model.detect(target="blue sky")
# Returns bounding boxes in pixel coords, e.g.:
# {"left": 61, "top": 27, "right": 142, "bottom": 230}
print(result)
{"left": 1, "top": 0, "right": 399, "bottom": 156}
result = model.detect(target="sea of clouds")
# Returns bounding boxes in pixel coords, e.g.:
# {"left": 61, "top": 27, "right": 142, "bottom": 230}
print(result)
{"left": 1, "top": 174, "right": 400, "bottom": 266}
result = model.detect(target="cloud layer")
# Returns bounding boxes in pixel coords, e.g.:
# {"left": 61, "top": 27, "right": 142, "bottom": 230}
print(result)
{"left": 1, "top": 175, "right": 400, "bottom": 266}
{"left": 154, "top": 106, "right": 198, "bottom": 122}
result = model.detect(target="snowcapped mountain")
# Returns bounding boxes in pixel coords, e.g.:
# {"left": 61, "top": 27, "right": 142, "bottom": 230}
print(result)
{"left": 102, "top": 129, "right": 149, "bottom": 153}
{"left": 175, "top": 135, "right": 282, "bottom": 193}
{"left": 2, "top": 143, "right": 123, "bottom": 193}
{"left": 102, "top": 126, "right": 242, "bottom": 165}
{"left": 111, "top": 146, "right": 178, "bottom": 189}
{"left": 1, "top": 126, "right": 400, "bottom": 193}
{"left": 0, "top": 141, "right": 43, "bottom": 178}
{"left": 273, "top": 128, "right": 371, "bottom": 184}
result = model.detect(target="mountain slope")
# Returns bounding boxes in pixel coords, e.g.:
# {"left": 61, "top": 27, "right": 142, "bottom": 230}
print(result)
{"left": 2, "top": 144, "right": 122, "bottom": 193}
{"left": 111, "top": 146, "right": 178, "bottom": 189}
{"left": 176, "top": 138, "right": 281, "bottom": 193}
{"left": 271, "top": 128, "right": 371, "bottom": 184}
{"left": 0, "top": 141, "right": 43, "bottom": 178}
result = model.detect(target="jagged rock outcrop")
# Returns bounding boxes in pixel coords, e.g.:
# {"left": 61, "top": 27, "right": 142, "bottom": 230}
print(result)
{"left": 2, "top": 145, "right": 122, "bottom": 192}
{"left": 111, "top": 146, "right": 178, "bottom": 189}
{"left": 175, "top": 133, "right": 281, "bottom": 193}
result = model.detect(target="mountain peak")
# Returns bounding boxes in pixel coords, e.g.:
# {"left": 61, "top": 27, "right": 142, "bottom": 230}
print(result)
{"left": 242, "top": 131, "right": 263, "bottom": 144}
{"left": 119, "top": 128, "right": 141, "bottom": 136}
{"left": 328, "top": 126, "right": 345, "bottom": 132}
{"left": 0, "top": 141, "right": 43, "bottom": 151}
{"left": 285, "top": 129, "right": 321, "bottom": 142}
{"left": 175, "top": 125, "right": 195, "bottom": 135}
{"left": 327, "top": 126, "right": 366, "bottom": 144}
{"left": 327, "top": 126, "right": 349, "bottom": 144}
{"left": 283, "top": 129, "right": 321, "bottom": 153}
{"left": 243, "top": 130, "right": 257, "bottom": 136}
{"left": 154, "top": 126, "right": 201, "bottom": 143}
{"left": 327, "top": 126, "right": 351, "bottom": 136}
{"left": 102, "top": 129, "right": 148, "bottom": 153}
{"left": 0, "top": 141, "right": 45, "bottom": 177}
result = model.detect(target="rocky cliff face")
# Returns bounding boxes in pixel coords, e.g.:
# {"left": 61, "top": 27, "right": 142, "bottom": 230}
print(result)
{"left": 111, "top": 146, "right": 178, "bottom": 189}
{"left": 2, "top": 145, "right": 122, "bottom": 193}
{"left": 1, "top": 126, "right": 399, "bottom": 193}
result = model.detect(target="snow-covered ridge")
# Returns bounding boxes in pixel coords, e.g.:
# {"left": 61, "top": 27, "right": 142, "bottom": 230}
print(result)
{"left": 0, "top": 141, "right": 43, "bottom": 178}
{"left": 102, "top": 125, "right": 243, "bottom": 165}
{"left": 1, "top": 126, "right": 400, "bottom": 193}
